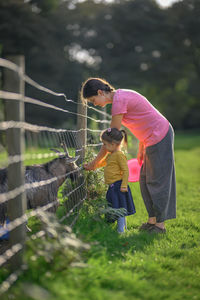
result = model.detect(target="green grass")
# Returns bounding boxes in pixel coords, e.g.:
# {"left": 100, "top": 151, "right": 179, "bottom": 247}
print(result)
{"left": 1, "top": 132, "right": 200, "bottom": 300}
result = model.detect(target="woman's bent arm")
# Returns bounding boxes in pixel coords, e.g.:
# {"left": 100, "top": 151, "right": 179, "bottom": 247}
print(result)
{"left": 110, "top": 114, "right": 123, "bottom": 129}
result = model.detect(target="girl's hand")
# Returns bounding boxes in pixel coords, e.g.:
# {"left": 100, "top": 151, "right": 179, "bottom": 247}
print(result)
{"left": 84, "top": 160, "right": 96, "bottom": 171}
{"left": 120, "top": 186, "right": 128, "bottom": 192}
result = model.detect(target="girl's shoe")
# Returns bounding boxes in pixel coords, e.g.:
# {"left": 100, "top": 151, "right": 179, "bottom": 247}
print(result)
{"left": 139, "top": 222, "right": 155, "bottom": 231}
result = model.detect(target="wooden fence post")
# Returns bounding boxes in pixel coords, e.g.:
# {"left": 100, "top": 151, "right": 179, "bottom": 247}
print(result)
{"left": 3, "top": 55, "right": 26, "bottom": 270}
{"left": 76, "top": 98, "right": 87, "bottom": 164}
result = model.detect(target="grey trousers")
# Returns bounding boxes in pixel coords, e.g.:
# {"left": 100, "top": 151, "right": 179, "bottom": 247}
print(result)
{"left": 139, "top": 124, "right": 176, "bottom": 222}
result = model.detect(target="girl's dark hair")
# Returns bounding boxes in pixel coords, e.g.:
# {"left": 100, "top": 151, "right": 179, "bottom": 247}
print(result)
{"left": 101, "top": 128, "right": 127, "bottom": 147}
{"left": 80, "top": 77, "right": 115, "bottom": 104}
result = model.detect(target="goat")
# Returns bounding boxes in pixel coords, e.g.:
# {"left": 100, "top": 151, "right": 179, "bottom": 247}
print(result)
{"left": 0, "top": 145, "right": 80, "bottom": 225}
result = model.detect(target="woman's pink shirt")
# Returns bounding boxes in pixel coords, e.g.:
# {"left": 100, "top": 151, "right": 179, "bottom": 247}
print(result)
{"left": 112, "top": 89, "right": 169, "bottom": 147}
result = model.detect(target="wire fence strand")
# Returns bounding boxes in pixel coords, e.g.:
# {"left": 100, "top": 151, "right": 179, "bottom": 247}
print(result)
{"left": 0, "top": 57, "right": 105, "bottom": 296}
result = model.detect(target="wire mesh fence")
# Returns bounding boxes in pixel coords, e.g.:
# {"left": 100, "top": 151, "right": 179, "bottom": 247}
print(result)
{"left": 0, "top": 56, "right": 111, "bottom": 295}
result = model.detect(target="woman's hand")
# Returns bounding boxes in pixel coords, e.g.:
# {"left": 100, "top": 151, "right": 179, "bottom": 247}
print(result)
{"left": 137, "top": 141, "right": 144, "bottom": 166}
{"left": 84, "top": 160, "right": 97, "bottom": 171}
{"left": 137, "top": 151, "right": 143, "bottom": 166}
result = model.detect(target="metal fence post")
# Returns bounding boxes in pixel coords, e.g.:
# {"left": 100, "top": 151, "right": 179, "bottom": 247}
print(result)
{"left": 3, "top": 55, "right": 26, "bottom": 270}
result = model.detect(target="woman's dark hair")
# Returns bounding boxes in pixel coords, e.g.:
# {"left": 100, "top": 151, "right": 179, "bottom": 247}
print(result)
{"left": 80, "top": 78, "right": 115, "bottom": 104}
{"left": 101, "top": 128, "right": 127, "bottom": 147}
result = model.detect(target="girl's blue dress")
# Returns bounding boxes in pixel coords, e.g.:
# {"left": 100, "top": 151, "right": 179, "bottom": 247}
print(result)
{"left": 106, "top": 180, "right": 136, "bottom": 222}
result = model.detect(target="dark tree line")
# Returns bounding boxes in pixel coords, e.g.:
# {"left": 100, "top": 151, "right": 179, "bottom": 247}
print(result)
{"left": 0, "top": 0, "right": 200, "bottom": 129}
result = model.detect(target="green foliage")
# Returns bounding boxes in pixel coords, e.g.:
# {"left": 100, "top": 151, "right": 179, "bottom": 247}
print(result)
{"left": 26, "top": 212, "right": 90, "bottom": 266}
{"left": 0, "top": 212, "right": 90, "bottom": 300}
{"left": 82, "top": 149, "right": 107, "bottom": 215}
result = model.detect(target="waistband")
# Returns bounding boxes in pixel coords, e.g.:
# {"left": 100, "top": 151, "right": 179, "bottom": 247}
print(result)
{"left": 109, "top": 180, "right": 122, "bottom": 188}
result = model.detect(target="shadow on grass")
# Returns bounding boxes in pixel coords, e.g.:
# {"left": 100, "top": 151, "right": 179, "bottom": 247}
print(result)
{"left": 74, "top": 214, "right": 160, "bottom": 262}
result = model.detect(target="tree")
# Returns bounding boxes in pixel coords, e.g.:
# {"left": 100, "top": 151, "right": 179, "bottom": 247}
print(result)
{"left": 1, "top": 0, "right": 199, "bottom": 129}
{"left": 0, "top": 0, "right": 83, "bottom": 127}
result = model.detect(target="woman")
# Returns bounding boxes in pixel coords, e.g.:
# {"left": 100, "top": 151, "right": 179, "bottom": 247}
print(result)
{"left": 81, "top": 77, "right": 176, "bottom": 234}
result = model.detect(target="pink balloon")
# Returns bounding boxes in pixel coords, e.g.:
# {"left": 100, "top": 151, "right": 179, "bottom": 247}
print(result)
{"left": 128, "top": 158, "right": 142, "bottom": 182}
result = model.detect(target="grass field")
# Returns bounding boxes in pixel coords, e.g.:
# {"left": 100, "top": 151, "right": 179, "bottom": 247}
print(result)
{"left": 1, "top": 131, "right": 200, "bottom": 300}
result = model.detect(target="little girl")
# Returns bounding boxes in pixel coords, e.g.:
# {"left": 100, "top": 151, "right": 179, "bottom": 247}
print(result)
{"left": 81, "top": 77, "right": 176, "bottom": 234}
{"left": 90, "top": 127, "right": 136, "bottom": 233}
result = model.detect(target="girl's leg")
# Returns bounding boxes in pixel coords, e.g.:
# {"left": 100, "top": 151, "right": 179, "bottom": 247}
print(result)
{"left": 117, "top": 216, "right": 126, "bottom": 233}
{"left": 124, "top": 217, "right": 127, "bottom": 229}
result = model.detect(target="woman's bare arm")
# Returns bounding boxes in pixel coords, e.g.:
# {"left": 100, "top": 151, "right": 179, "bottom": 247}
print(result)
{"left": 110, "top": 114, "right": 123, "bottom": 129}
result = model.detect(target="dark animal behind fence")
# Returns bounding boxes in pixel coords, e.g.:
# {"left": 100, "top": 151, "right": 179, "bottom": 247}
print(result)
{"left": 0, "top": 150, "right": 80, "bottom": 224}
